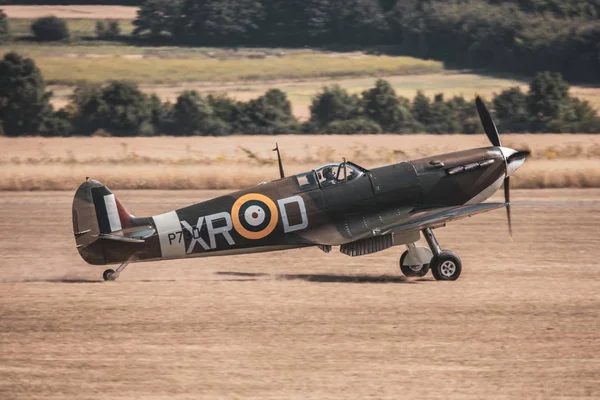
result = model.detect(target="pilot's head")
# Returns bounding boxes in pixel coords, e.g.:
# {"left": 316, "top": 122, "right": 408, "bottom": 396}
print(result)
{"left": 323, "top": 167, "right": 335, "bottom": 180}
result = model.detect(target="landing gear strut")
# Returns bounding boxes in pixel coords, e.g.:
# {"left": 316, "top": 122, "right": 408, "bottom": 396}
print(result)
{"left": 103, "top": 261, "right": 129, "bottom": 281}
{"left": 421, "top": 228, "right": 462, "bottom": 281}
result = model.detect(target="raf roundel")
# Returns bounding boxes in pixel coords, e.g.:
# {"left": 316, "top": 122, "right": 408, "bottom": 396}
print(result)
{"left": 231, "top": 193, "right": 279, "bottom": 240}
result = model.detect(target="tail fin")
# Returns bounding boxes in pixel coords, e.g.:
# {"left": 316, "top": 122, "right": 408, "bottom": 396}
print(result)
{"left": 72, "top": 179, "right": 136, "bottom": 265}
{"left": 90, "top": 183, "right": 133, "bottom": 234}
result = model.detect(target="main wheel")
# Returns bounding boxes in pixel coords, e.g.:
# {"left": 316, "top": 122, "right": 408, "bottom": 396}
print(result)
{"left": 430, "top": 251, "right": 462, "bottom": 281}
{"left": 103, "top": 269, "right": 115, "bottom": 281}
{"left": 399, "top": 250, "right": 430, "bottom": 277}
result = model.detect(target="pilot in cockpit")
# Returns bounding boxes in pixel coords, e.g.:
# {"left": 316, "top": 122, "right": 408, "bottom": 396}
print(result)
{"left": 322, "top": 166, "right": 336, "bottom": 185}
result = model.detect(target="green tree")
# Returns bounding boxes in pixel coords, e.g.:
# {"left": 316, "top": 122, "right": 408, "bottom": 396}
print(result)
{"left": 493, "top": 87, "right": 530, "bottom": 132}
{"left": 133, "top": 0, "right": 182, "bottom": 39}
{"left": 260, "top": 0, "right": 331, "bottom": 44}
{"left": 147, "top": 94, "right": 171, "bottom": 134}
{"left": 72, "top": 81, "right": 154, "bottom": 136}
{"left": 0, "top": 52, "right": 53, "bottom": 136}
{"left": 207, "top": 93, "right": 241, "bottom": 126}
{"left": 326, "top": 0, "right": 389, "bottom": 45}
{"left": 362, "top": 79, "right": 413, "bottom": 132}
{"left": 31, "top": 16, "right": 69, "bottom": 41}
{"left": 445, "top": 96, "right": 482, "bottom": 134}
{"left": 173, "top": 90, "right": 229, "bottom": 135}
{"left": 240, "top": 89, "right": 298, "bottom": 134}
{"left": 237, "top": 89, "right": 298, "bottom": 134}
{"left": 40, "top": 110, "right": 73, "bottom": 137}
{"left": 179, "top": 0, "right": 264, "bottom": 44}
{"left": 411, "top": 90, "right": 431, "bottom": 127}
{"left": 98, "top": 81, "right": 152, "bottom": 136}
{"left": 96, "top": 19, "right": 121, "bottom": 40}
{"left": 426, "top": 93, "right": 461, "bottom": 134}
{"left": 310, "top": 85, "right": 362, "bottom": 127}
{"left": 70, "top": 82, "right": 103, "bottom": 129}
{"left": 527, "top": 71, "right": 570, "bottom": 129}
{"left": 549, "top": 97, "right": 600, "bottom": 133}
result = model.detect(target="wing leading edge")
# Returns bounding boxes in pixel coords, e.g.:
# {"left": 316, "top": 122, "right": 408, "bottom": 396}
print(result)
{"left": 387, "top": 202, "right": 506, "bottom": 234}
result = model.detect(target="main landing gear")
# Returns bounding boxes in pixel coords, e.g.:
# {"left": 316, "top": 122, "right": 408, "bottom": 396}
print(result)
{"left": 399, "top": 228, "right": 462, "bottom": 281}
{"left": 103, "top": 261, "right": 129, "bottom": 281}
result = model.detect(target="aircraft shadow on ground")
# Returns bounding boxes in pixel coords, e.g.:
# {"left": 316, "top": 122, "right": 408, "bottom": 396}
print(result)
{"left": 214, "top": 271, "right": 269, "bottom": 277}
{"left": 11, "top": 273, "right": 431, "bottom": 284}
{"left": 216, "top": 271, "right": 425, "bottom": 284}
{"left": 20, "top": 278, "right": 102, "bottom": 284}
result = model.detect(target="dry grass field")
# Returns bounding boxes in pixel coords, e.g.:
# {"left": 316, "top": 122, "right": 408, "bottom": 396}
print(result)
{"left": 3, "top": 134, "right": 600, "bottom": 190}
{"left": 2, "top": 5, "right": 138, "bottom": 20}
{"left": 32, "top": 53, "right": 443, "bottom": 85}
{"left": 1, "top": 188, "right": 600, "bottom": 399}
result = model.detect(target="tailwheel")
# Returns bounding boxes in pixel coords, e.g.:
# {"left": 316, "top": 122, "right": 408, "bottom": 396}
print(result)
{"left": 102, "top": 261, "right": 130, "bottom": 281}
{"left": 103, "top": 269, "right": 116, "bottom": 281}
{"left": 399, "top": 250, "right": 430, "bottom": 277}
{"left": 430, "top": 251, "right": 462, "bottom": 281}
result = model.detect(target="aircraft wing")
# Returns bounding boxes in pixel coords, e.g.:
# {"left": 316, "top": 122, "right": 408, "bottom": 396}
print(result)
{"left": 339, "top": 202, "right": 507, "bottom": 257}
{"left": 386, "top": 202, "right": 506, "bottom": 234}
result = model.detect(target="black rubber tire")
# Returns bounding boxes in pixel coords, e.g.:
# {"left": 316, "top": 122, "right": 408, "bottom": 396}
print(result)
{"left": 399, "top": 250, "right": 430, "bottom": 277}
{"left": 430, "top": 251, "right": 462, "bottom": 281}
{"left": 103, "top": 269, "right": 115, "bottom": 281}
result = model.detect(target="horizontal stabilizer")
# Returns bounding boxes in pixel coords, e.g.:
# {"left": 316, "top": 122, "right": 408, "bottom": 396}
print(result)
{"left": 95, "top": 225, "right": 155, "bottom": 244}
{"left": 117, "top": 225, "right": 155, "bottom": 238}
{"left": 98, "top": 234, "right": 145, "bottom": 244}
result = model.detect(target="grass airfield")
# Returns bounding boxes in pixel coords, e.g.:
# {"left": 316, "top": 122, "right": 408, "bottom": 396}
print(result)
{"left": 1, "top": 189, "right": 600, "bottom": 398}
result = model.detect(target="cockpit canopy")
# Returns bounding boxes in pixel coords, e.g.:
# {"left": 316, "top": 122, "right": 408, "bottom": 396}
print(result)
{"left": 296, "top": 162, "right": 365, "bottom": 190}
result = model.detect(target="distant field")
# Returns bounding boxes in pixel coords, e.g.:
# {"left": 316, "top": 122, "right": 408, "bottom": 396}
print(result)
{"left": 2, "top": 5, "right": 138, "bottom": 19}
{"left": 0, "top": 47, "right": 444, "bottom": 85}
{"left": 3, "top": 134, "right": 600, "bottom": 191}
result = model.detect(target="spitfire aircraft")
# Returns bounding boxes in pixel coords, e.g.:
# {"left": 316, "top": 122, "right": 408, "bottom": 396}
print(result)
{"left": 72, "top": 97, "right": 529, "bottom": 281}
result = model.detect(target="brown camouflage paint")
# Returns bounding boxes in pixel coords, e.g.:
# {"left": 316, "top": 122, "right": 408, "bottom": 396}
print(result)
{"left": 73, "top": 146, "right": 508, "bottom": 266}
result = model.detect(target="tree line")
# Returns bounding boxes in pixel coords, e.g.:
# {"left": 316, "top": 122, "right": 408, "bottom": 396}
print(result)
{"left": 1, "top": 52, "right": 599, "bottom": 137}
{"left": 2, "top": 1, "right": 600, "bottom": 83}
{"left": 129, "top": 0, "right": 600, "bottom": 83}
{"left": 0, "top": 12, "right": 121, "bottom": 41}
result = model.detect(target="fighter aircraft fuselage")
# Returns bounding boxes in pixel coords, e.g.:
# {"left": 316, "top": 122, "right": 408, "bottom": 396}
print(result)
{"left": 74, "top": 146, "right": 509, "bottom": 266}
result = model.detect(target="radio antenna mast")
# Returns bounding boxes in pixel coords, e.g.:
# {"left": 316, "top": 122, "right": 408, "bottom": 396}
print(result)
{"left": 273, "top": 143, "right": 285, "bottom": 178}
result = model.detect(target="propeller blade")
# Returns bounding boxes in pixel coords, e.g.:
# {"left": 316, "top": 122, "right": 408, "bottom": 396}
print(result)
{"left": 504, "top": 176, "right": 512, "bottom": 237}
{"left": 475, "top": 96, "right": 501, "bottom": 147}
